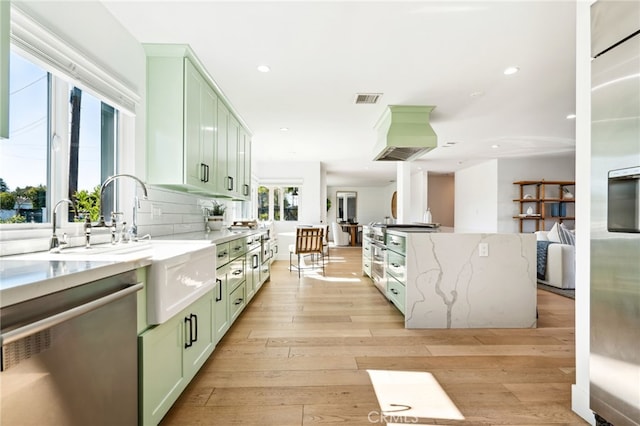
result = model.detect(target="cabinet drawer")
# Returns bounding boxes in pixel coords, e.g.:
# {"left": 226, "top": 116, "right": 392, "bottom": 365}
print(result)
{"left": 386, "top": 250, "right": 406, "bottom": 283}
{"left": 229, "top": 282, "right": 246, "bottom": 321}
{"left": 216, "top": 242, "right": 230, "bottom": 265}
{"left": 386, "top": 233, "right": 406, "bottom": 255}
{"left": 362, "top": 239, "right": 372, "bottom": 259}
{"left": 227, "top": 257, "right": 245, "bottom": 292}
{"left": 229, "top": 238, "right": 246, "bottom": 259}
{"left": 387, "top": 276, "right": 405, "bottom": 315}
{"left": 362, "top": 259, "right": 372, "bottom": 277}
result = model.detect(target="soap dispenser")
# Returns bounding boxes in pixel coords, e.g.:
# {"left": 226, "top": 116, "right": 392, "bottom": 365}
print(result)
{"left": 423, "top": 208, "right": 432, "bottom": 224}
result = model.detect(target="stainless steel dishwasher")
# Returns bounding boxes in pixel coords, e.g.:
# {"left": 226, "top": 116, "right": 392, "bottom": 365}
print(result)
{"left": 0, "top": 269, "right": 143, "bottom": 425}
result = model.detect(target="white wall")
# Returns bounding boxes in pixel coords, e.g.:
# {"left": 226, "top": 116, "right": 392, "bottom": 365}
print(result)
{"left": 455, "top": 160, "right": 499, "bottom": 232}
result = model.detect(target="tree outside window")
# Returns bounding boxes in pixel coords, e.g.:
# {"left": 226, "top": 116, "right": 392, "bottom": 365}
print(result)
{"left": 257, "top": 185, "right": 299, "bottom": 221}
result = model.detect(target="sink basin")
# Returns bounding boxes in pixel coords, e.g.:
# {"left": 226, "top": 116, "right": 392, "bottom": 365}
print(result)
{"left": 145, "top": 241, "right": 217, "bottom": 324}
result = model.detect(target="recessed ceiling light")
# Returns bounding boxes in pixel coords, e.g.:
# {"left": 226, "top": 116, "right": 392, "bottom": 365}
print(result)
{"left": 257, "top": 65, "right": 271, "bottom": 73}
{"left": 280, "top": 127, "right": 289, "bottom": 132}
{"left": 470, "top": 91, "right": 485, "bottom": 97}
{"left": 566, "top": 114, "right": 576, "bottom": 119}
{"left": 503, "top": 66, "right": 520, "bottom": 75}
{"left": 491, "top": 144, "right": 500, "bottom": 149}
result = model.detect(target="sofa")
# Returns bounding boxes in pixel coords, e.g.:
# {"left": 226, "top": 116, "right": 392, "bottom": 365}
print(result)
{"left": 535, "top": 224, "right": 575, "bottom": 289}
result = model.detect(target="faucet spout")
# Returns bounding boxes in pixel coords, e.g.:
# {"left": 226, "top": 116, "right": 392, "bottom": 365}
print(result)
{"left": 50, "top": 199, "right": 77, "bottom": 253}
{"left": 98, "top": 174, "right": 149, "bottom": 241}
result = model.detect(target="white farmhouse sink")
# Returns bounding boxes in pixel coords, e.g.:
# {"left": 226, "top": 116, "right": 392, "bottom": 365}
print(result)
{"left": 145, "top": 241, "right": 216, "bottom": 324}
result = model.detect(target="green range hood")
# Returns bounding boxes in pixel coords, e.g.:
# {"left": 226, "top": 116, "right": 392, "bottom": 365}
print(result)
{"left": 373, "top": 105, "right": 437, "bottom": 161}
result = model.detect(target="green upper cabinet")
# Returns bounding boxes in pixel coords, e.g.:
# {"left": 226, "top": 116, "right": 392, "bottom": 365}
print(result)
{"left": 214, "top": 99, "right": 230, "bottom": 195}
{"left": 239, "top": 128, "right": 251, "bottom": 198}
{"left": 1, "top": 0, "right": 9, "bottom": 139}
{"left": 145, "top": 44, "right": 250, "bottom": 199}
{"left": 227, "top": 114, "right": 240, "bottom": 197}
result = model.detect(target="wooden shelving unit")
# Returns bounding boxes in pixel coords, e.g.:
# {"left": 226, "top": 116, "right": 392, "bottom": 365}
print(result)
{"left": 513, "top": 180, "right": 575, "bottom": 232}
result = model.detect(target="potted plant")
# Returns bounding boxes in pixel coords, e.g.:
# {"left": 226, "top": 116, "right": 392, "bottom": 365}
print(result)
{"left": 206, "top": 200, "right": 226, "bottom": 231}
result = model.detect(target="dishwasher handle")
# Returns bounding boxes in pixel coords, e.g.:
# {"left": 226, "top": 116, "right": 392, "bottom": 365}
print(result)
{"left": 0, "top": 282, "right": 143, "bottom": 346}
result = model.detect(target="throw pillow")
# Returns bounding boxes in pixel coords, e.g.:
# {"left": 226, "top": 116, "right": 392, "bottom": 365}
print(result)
{"left": 547, "top": 222, "right": 562, "bottom": 243}
{"left": 558, "top": 223, "right": 576, "bottom": 245}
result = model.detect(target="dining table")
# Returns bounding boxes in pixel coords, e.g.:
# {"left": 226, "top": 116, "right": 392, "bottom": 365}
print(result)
{"left": 340, "top": 223, "right": 362, "bottom": 247}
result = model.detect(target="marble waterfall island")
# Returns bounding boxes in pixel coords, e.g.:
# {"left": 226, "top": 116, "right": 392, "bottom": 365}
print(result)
{"left": 395, "top": 231, "right": 537, "bottom": 329}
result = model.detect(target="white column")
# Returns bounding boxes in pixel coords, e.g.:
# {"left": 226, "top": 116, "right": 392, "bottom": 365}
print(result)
{"left": 396, "top": 162, "right": 411, "bottom": 223}
{"left": 572, "top": 1, "right": 594, "bottom": 424}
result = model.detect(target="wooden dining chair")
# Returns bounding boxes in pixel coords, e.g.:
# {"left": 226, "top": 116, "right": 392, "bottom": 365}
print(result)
{"left": 289, "top": 227, "right": 325, "bottom": 277}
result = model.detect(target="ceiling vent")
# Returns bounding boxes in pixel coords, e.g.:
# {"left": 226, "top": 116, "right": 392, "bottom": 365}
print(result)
{"left": 354, "top": 93, "right": 382, "bottom": 104}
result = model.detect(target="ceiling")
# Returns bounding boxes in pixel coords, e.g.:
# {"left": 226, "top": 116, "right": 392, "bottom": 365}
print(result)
{"left": 102, "top": 1, "right": 577, "bottom": 187}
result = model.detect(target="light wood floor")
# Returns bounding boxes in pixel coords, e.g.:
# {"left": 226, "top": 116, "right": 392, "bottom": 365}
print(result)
{"left": 160, "top": 246, "right": 587, "bottom": 425}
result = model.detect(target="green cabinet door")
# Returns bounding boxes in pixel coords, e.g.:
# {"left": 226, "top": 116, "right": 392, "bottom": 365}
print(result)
{"left": 215, "top": 100, "right": 229, "bottom": 194}
{"left": 238, "top": 128, "right": 251, "bottom": 199}
{"left": 214, "top": 264, "right": 230, "bottom": 343}
{"left": 139, "top": 291, "right": 215, "bottom": 426}
{"left": 184, "top": 58, "right": 204, "bottom": 187}
{"left": 139, "top": 314, "right": 185, "bottom": 426}
{"left": 246, "top": 247, "right": 260, "bottom": 301}
{"left": 227, "top": 115, "right": 240, "bottom": 196}
{"left": 201, "top": 82, "right": 217, "bottom": 189}
{"left": 182, "top": 290, "right": 215, "bottom": 377}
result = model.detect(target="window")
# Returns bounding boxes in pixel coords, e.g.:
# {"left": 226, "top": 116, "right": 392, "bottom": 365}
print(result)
{"left": 257, "top": 185, "right": 299, "bottom": 221}
{"left": 0, "top": 52, "right": 48, "bottom": 223}
{"left": 257, "top": 186, "right": 269, "bottom": 220}
{"left": 273, "top": 188, "right": 280, "bottom": 221}
{"left": 0, "top": 49, "right": 118, "bottom": 225}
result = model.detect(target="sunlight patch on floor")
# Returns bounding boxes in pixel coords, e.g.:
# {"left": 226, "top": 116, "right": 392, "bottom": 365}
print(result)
{"left": 367, "top": 369, "right": 465, "bottom": 422}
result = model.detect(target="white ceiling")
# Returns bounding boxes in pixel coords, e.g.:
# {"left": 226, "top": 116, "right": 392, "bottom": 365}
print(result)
{"left": 102, "top": 1, "right": 577, "bottom": 187}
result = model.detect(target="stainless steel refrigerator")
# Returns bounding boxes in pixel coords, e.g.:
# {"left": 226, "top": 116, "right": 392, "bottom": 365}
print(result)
{"left": 590, "top": 1, "right": 640, "bottom": 426}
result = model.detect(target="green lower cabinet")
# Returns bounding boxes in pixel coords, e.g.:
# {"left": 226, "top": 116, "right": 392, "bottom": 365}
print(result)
{"left": 139, "top": 291, "right": 214, "bottom": 426}
{"left": 386, "top": 276, "right": 406, "bottom": 315}
{"left": 214, "top": 264, "right": 230, "bottom": 343}
{"left": 246, "top": 247, "right": 260, "bottom": 302}
{"left": 229, "top": 280, "right": 246, "bottom": 322}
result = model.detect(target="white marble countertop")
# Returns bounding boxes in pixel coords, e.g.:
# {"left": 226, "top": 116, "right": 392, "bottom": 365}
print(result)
{"left": 0, "top": 229, "right": 267, "bottom": 309}
{"left": 154, "top": 228, "right": 267, "bottom": 244}
{"left": 0, "top": 255, "right": 153, "bottom": 308}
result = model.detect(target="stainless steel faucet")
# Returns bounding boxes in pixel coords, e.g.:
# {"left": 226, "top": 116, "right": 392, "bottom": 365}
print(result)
{"left": 96, "top": 174, "right": 149, "bottom": 242}
{"left": 49, "top": 199, "right": 77, "bottom": 253}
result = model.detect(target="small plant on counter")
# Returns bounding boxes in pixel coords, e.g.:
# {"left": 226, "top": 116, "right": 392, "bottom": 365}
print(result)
{"left": 210, "top": 200, "right": 226, "bottom": 216}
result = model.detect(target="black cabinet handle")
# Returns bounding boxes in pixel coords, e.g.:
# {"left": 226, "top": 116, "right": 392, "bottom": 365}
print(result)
{"left": 232, "top": 269, "right": 242, "bottom": 276}
{"left": 217, "top": 251, "right": 228, "bottom": 259}
{"left": 200, "top": 163, "right": 206, "bottom": 182}
{"left": 243, "top": 184, "right": 249, "bottom": 196}
{"left": 391, "top": 263, "right": 400, "bottom": 268}
{"left": 253, "top": 254, "right": 259, "bottom": 269}
{"left": 216, "top": 278, "right": 222, "bottom": 302}
{"left": 227, "top": 176, "right": 234, "bottom": 191}
{"left": 205, "top": 164, "right": 210, "bottom": 183}
{"left": 191, "top": 313, "right": 198, "bottom": 343}
{"left": 184, "top": 316, "right": 193, "bottom": 348}
{"left": 234, "top": 298, "right": 243, "bottom": 305}
{"left": 391, "top": 288, "right": 399, "bottom": 295}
